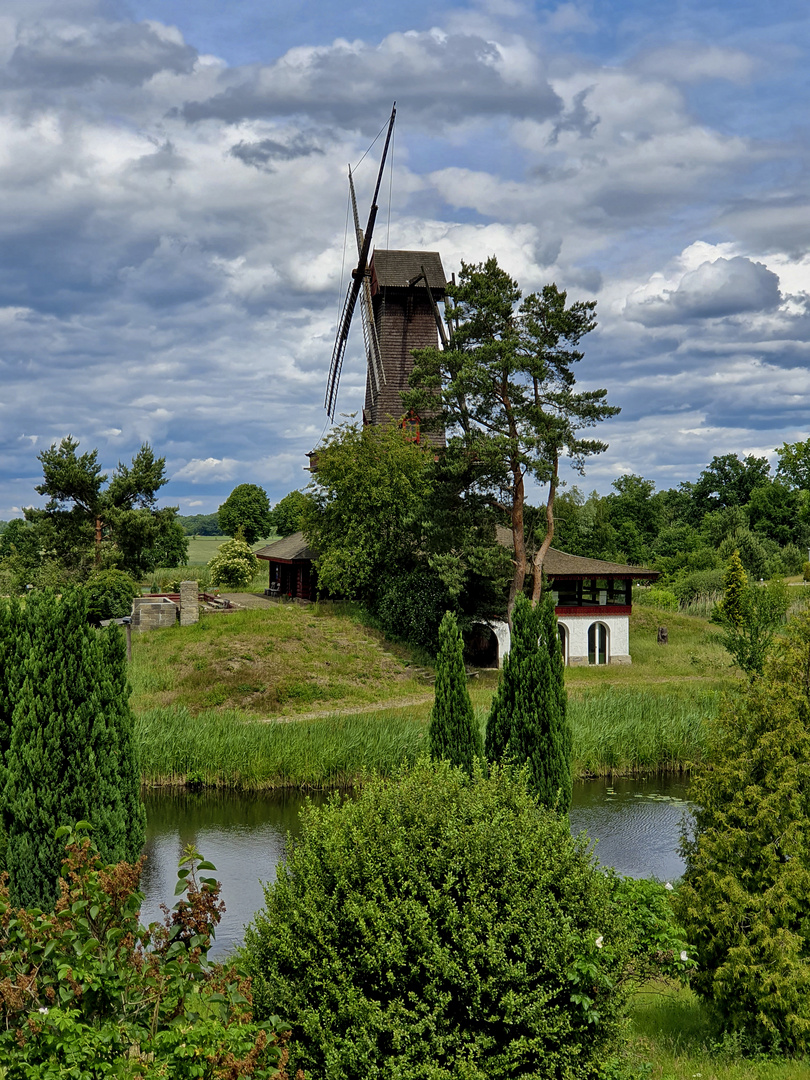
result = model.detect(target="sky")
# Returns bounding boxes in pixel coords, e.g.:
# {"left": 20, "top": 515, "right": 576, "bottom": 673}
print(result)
{"left": 1, "top": 0, "right": 810, "bottom": 518}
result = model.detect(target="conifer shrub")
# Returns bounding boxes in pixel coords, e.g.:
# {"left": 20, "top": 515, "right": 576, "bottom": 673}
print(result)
{"left": 485, "top": 593, "right": 572, "bottom": 811}
{"left": 2, "top": 589, "right": 145, "bottom": 909}
{"left": 677, "top": 610, "right": 810, "bottom": 1051}
{"left": 427, "top": 610, "right": 482, "bottom": 772}
{"left": 245, "top": 760, "right": 634, "bottom": 1080}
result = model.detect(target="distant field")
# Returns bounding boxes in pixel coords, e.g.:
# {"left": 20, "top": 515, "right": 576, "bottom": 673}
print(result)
{"left": 184, "top": 534, "right": 278, "bottom": 564}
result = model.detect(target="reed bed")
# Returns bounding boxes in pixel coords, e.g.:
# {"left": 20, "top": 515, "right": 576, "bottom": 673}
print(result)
{"left": 136, "top": 686, "right": 717, "bottom": 790}
{"left": 136, "top": 706, "right": 429, "bottom": 789}
{"left": 570, "top": 688, "right": 715, "bottom": 776}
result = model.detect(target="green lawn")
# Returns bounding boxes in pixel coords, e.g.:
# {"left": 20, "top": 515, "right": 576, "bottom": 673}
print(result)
{"left": 182, "top": 533, "right": 278, "bottom": 566}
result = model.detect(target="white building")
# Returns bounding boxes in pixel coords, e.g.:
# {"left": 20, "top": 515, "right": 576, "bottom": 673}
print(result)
{"left": 482, "top": 548, "right": 659, "bottom": 667}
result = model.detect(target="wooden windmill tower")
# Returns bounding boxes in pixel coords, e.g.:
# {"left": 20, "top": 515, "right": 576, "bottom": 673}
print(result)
{"left": 323, "top": 104, "right": 448, "bottom": 446}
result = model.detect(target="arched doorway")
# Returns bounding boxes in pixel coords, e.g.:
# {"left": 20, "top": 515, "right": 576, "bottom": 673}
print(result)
{"left": 558, "top": 624, "right": 569, "bottom": 666}
{"left": 588, "top": 622, "right": 609, "bottom": 666}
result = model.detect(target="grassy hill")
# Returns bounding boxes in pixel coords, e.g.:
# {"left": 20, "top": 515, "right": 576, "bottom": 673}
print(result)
{"left": 130, "top": 601, "right": 732, "bottom": 788}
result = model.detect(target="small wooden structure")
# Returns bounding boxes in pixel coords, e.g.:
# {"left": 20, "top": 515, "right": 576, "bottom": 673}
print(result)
{"left": 254, "top": 532, "right": 318, "bottom": 601}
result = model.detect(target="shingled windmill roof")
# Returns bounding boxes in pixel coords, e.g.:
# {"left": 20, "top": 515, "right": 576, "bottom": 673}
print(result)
{"left": 371, "top": 250, "right": 446, "bottom": 293}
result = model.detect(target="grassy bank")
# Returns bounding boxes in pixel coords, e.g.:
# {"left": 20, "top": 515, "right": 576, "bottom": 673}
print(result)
{"left": 628, "top": 985, "right": 810, "bottom": 1080}
{"left": 130, "top": 599, "right": 727, "bottom": 788}
{"left": 136, "top": 688, "right": 715, "bottom": 789}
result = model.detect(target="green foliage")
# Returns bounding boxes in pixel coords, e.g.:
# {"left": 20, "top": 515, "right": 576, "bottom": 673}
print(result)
{"left": 406, "top": 258, "right": 617, "bottom": 616}
{"left": 485, "top": 593, "right": 572, "bottom": 811}
{"left": 268, "top": 490, "right": 310, "bottom": 538}
{"left": 373, "top": 565, "right": 452, "bottom": 653}
{"left": 207, "top": 535, "right": 259, "bottom": 590}
{"left": 428, "top": 611, "right": 482, "bottom": 773}
{"left": 2, "top": 589, "right": 145, "bottom": 909}
{"left": 677, "top": 611, "right": 810, "bottom": 1051}
{"left": 83, "top": 568, "right": 140, "bottom": 624}
{"left": 0, "top": 825, "right": 286, "bottom": 1078}
{"left": 632, "top": 586, "right": 679, "bottom": 612}
{"left": 245, "top": 759, "right": 634, "bottom": 1080}
{"left": 775, "top": 437, "right": 810, "bottom": 492}
{"left": 804, "top": 561, "right": 810, "bottom": 583}
{"left": 712, "top": 560, "right": 792, "bottom": 677}
{"left": 673, "top": 568, "right": 724, "bottom": 605}
{"left": 218, "top": 484, "right": 273, "bottom": 545}
{"left": 717, "top": 549, "right": 748, "bottom": 631}
{"left": 176, "top": 511, "right": 222, "bottom": 536}
{"left": 302, "top": 421, "right": 434, "bottom": 602}
{"left": 23, "top": 437, "right": 187, "bottom": 578}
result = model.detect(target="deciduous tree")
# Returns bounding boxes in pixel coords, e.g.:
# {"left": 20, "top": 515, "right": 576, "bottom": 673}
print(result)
{"left": 218, "top": 484, "right": 273, "bottom": 545}
{"left": 302, "top": 420, "right": 433, "bottom": 603}
{"left": 268, "top": 490, "right": 310, "bottom": 538}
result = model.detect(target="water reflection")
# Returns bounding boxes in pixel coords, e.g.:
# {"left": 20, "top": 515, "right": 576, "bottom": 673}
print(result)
{"left": 140, "top": 778, "right": 691, "bottom": 957}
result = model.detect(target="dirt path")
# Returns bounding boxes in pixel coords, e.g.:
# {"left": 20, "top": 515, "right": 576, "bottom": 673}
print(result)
{"left": 254, "top": 693, "right": 435, "bottom": 724}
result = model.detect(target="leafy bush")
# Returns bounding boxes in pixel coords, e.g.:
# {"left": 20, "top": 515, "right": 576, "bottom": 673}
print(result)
{"left": 803, "top": 561, "right": 810, "bottom": 583}
{"left": 208, "top": 535, "right": 259, "bottom": 590}
{"left": 632, "top": 586, "right": 679, "bottom": 612}
{"left": 245, "top": 759, "right": 635, "bottom": 1080}
{"left": 0, "top": 824, "right": 286, "bottom": 1078}
{"left": 677, "top": 611, "right": 810, "bottom": 1051}
{"left": 373, "top": 566, "right": 451, "bottom": 654}
{"left": 673, "top": 568, "right": 724, "bottom": 605}
{"left": 83, "top": 568, "right": 139, "bottom": 623}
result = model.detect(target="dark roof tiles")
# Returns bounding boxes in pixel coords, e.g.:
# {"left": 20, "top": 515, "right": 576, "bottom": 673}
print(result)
{"left": 371, "top": 250, "right": 446, "bottom": 291}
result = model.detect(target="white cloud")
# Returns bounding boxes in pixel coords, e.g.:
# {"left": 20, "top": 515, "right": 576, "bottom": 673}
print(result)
{"left": 173, "top": 457, "right": 239, "bottom": 482}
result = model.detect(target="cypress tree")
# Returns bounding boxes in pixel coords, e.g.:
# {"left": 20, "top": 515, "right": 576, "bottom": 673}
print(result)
{"left": 485, "top": 593, "right": 572, "bottom": 811}
{"left": 428, "top": 611, "right": 482, "bottom": 773}
{"left": 718, "top": 549, "right": 748, "bottom": 630}
{"left": 3, "top": 589, "right": 146, "bottom": 909}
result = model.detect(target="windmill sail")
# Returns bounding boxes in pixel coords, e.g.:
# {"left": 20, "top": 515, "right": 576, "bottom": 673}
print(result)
{"left": 324, "top": 103, "right": 396, "bottom": 419}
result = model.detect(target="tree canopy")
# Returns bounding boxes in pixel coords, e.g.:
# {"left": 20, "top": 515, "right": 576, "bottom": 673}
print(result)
{"left": 302, "top": 420, "right": 434, "bottom": 603}
{"left": 22, "top": 437, "right": 187, "bottom": 579}
{"left": 217, "top": 483, "right": 272, "bottom": 545}
{"left": 405, "top": 257, "right": 617, "bottom": 620}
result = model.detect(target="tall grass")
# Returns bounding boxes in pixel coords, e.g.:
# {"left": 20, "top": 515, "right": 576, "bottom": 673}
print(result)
{"left": 136, "top": 687, "right": 716, "bottom": 789}
{"left": 570, "top": 688, "right": 714, "bottom": 776}
{"left": 628, "top": 984, "right": 810, "bottom": 1080}
{"left": 136, "top": 706, "right": 428, "bottom": 789}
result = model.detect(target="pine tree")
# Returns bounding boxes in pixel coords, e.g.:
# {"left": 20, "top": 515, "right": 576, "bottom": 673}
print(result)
{"left": 428, "top": 611, "right": 482, "bottom": 773}
{"left": 485, "top": 594, "right": 572, "bottom": 811}
{"left": 3, "top": 589, "right": 146, "bottom": 909}
{"left": 0, "top": 597, "right": 27, "bottom": 763}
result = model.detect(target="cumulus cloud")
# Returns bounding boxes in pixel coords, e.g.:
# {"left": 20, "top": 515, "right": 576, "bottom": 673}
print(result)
{"left": 177, "top": 29, "right": 562, "bottom": 128}
{"left": 174, "top": 457, "right": 240, "bottom": 483}
{"left": 625, "top": 256, "right": 782, "bottom": 326}
{"left": 0, "top": 0, "right": 808, "bottom": 517}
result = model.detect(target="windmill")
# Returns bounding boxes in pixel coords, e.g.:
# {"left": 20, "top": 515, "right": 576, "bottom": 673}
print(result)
{"left": 323, "top": 104, "right": 448, "bottom": 445}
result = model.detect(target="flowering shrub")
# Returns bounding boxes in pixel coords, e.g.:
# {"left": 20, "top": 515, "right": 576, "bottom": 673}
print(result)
{"left": 0, "top": 823, "right": 288, "bottom": 1078}
{"left": 208, "top": 535, "right": 259, "bottom": 590}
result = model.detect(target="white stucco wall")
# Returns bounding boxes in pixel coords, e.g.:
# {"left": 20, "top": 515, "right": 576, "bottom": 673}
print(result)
{"left": 481, "top": 613, "right": 631, "bottom": 667}
{"left": 558, "top": 613, "right": 630, "bottom": 665}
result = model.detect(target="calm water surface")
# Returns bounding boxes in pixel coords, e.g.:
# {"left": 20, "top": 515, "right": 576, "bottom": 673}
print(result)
{"left": 140, "top": 777, "right": 691, "bottom": 957}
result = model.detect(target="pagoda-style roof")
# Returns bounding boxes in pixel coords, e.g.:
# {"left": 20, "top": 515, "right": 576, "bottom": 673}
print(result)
{"left": 371, "top": 250, "right": 446, "bottom": 293}
{"left": 495, "top": 526, "right": 659, "bottom": 580}
{"left": 254, "top": 531, "right": 317, "bottom": 563}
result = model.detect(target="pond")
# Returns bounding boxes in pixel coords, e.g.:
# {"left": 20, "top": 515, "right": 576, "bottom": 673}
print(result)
{"left": 139, "top": 776, "right": 691, "bottom": 958}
